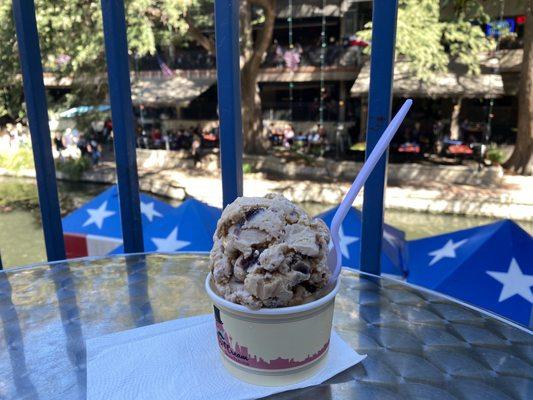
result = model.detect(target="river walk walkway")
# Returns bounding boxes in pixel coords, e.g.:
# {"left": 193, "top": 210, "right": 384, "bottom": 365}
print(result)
{"left": 130, "top": 165, "right": 533, "bottom": 222}
{"left": 1, "top": 149, "right": 532, "bottom": 221}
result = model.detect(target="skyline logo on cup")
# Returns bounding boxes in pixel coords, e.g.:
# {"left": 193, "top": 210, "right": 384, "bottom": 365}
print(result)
{"left": 206, "top": 272, "right": 340, "bottom": 385}
{"left": 214, "top": 305, "right": 330, "bottom": 370}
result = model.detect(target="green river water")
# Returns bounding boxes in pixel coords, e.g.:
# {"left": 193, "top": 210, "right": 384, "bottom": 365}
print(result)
{"left": 1, "top": 177, "right": 531, "bottom": 269}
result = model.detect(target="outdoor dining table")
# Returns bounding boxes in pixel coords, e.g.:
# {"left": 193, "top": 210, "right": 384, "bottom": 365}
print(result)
{"left": 0, "top": 253, "right": 531, "bottom": 399}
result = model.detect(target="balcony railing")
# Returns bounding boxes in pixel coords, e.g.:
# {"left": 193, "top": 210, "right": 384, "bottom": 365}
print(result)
{"left": 5, "top": 0, "right": 399, "bottom": 276}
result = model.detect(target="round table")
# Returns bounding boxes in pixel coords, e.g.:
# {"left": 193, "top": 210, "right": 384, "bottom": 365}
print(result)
{"left": 0, "top": 254, "right": 531, "bottom": 399}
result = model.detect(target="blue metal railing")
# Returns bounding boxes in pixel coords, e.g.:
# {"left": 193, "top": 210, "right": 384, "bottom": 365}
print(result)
{"left": 12, "top": 0, "right": 66, "bottom": 262}
{"left": 7, "top": 0, "right": 397, "bottom": 276}
{"left": 214, "top": 0, "right": 244, "bottom": 207}
{"left": 100, "top": 0, "right": 144, "bottom": 254}
{"left": 360, "top": 0, "right": 399, "bottom": 275}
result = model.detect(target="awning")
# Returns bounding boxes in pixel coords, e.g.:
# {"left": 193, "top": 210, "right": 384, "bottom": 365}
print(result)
{"left": 131, "top": 75, "right": 215, "bottom": 106}
{"left": 58, "top": 105, "right": 110, "bottom": 119}
{"left": 351, "top": 58, "right": 507, "bottom": 99}
{"left": 259, "top": 67, "right": 358, "bottom": 82}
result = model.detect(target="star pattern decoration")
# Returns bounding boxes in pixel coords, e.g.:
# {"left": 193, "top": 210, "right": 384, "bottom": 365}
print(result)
{"left": 339, "top": 225, "right": 359, "bottom": 259}
{"left": 428, "top": 238, "right": 468, "bottom": 266}
{"left": 486, "top": 258, "right": 533, "bottom": 304}
{"left": 151, "top": 227, "right": 191, "bottom": 252}
{"left": 83, "top": 200, "right": 116, "bottom": 229}
{"left": 383, "top": 230, "right": 398, "bottom": 246}
{"left": 141, "top": 201, "right": 163, "bottom": 222}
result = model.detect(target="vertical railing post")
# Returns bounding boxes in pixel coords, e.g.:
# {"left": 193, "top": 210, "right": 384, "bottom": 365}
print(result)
{"left": 12, "top": 0, "right": 66, "bottom": 262}
{"left": 100, "top": 0, "right": 144, "bottom": 253}
{"left": 360, "top": 0, "right": 398, "bottom": 275}
{"left": 214, "top": 0, "right": 244, "bottom": 207}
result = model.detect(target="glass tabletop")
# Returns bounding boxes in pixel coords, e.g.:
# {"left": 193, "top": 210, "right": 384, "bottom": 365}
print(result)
{"left": 0, "top": 254, "right": 531, "bottom": 400}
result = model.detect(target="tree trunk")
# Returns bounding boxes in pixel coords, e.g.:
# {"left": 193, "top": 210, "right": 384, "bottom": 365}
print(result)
{"left": 450, "top": 97, "right": 462, "bottom": 140}
{"left": 503, "top": 7, "right": 533, "bottom": 174}
{"left": 183, "top": 0, "right": 276, "bottom": 154}
{"left": 239, "top": 1, "right": 266, "bottom": 154}
{"left": 241, "top": 66, "right": 266, "bottom": 153}
{"left": 239, "top": 0, "right": 276, "bottom": 154}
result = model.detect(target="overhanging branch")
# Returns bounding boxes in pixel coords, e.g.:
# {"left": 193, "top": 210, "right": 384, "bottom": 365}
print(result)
{"left": 184, "top": 15, "right": 216, "bottom": 55}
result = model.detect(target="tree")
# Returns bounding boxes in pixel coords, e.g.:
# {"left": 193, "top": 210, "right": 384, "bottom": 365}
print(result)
{"left": 0, "top": 1, "right": 196, "bottom": 117}
{"left": 503, "top": 5, "right": 532, "bottom": 174}
{"left": 182, "top": 0, "right": 275, "bottom": 154}
{"left": 357, "top": 0, "right": 493, "bottom": 140}
{"left": 0, "top": 0, "right": 275, "bottom": 154}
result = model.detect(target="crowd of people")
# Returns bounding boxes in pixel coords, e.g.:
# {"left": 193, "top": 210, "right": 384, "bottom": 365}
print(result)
{"left": 52, "top": 120, "right": 111, "bottom": 165}
{"left": 0, "top": 123, "right": 30, "bottom": 150}
{"left": 136, "top": 125, "right": 219, "bottom": 153}
{"left": 267, "top": 123, "right": 330, "bottom": 156}
{"left": 0, "top": 121, "right": 106, "bottom": 165}
{"left": 53, "top": 121, "right": 221, "bottom": 166}
{"left": 391, "top": 115, "right": 490, "bottom": 158}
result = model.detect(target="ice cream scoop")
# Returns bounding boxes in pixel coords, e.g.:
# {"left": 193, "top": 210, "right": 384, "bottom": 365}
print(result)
{"left": 327, "top": 99, "right": 413, "bottom": 284}
{"left": 210, "top": 194, "right": 331, "bottom": 309}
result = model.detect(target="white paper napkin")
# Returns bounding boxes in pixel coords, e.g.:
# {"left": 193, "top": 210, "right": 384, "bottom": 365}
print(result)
{"left": 87, "top": 314, "right": 366, "bottom": 400}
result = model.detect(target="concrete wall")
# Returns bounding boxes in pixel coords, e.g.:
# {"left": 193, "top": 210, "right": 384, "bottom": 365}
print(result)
{"left": 135, "top": 149, "right": 504, "bottom": 187}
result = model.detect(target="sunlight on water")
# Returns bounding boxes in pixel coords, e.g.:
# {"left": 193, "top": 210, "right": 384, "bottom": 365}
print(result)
{"left": 298, "top": 202, "right": 533, "bottom": 240}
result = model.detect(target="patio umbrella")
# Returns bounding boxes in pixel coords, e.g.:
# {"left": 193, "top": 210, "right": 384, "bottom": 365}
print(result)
{"left": 110, "top": 198, "right": 221, "bottom": 254}
{"left": 62, "top": 185, "right": 175, "bottom": 258}
{"left": 58, "top": 105, "right": 111, "bottom": 119}
{"left": 316, "top": 206, "right": 407, "bottom": 276}
{"left": 407, "top": 220, "right": 533, "bottom": 327}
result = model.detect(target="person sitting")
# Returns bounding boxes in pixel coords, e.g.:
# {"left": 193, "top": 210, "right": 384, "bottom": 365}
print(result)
{"left": 53, "top": 132, "right": 66, "bottom": 161}
{"left": 308, "top": 125, "right": 327, "bottom": 156}
{"left": 283, "top": 124, "right": 295, "bottom": 148}
{"left": 86, "top": 136, "right": 102, "bottom": 165}
{"left": 150, "top": 128, "right": 162, "bottom": 149}
{"left": 267, "top": 123, "right": 282, "bottom": 146}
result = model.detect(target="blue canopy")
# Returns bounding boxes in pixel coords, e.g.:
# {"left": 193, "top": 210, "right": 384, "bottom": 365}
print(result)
{"left": 62, "top": 185, "right": 175, "bottom": 240}
{"left": 316, "top": 206, "right": 407, "bottom": 276}
{"left": 58, "top": 105, "right": 111, "bottom": 119}
{"left": 111, "top": 198, "right": 221, "bottom": 254}
{"left": 407, "top": 220, "right": 533, "bottom": 327}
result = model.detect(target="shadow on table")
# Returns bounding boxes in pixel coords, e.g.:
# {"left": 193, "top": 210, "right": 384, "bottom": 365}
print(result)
{"left": 50, "top": 262, "right": 87, "bottom": 396}
{"left": 0, "top": 273, "right": 39, "bottom": 398}
{"left": 266, "top": 275, "right": 386, "bottom": 400}
{"left": 126, "top": 254, "right": 155, "bottom": 327}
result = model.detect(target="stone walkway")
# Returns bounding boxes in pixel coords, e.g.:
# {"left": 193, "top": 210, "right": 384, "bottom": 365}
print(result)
{"left": 2, "top": 162, "right": 532, "bottom": 221}
{"left": 73, "top": 162, "right": 533, "bottom": 222}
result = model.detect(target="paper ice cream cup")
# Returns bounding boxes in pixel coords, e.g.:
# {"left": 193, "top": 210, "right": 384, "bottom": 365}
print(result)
{"left": 205, "top": 273, "right": 341, "bottom": 386}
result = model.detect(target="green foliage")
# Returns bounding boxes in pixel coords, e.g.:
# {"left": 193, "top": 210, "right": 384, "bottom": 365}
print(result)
{"left": 485, "top": 147, "right": 505, "bottom": 165}
{"left": 357, "top": 0, "right": 494, "bottom": 82}
{"left": 0, "top": 0, "right": 212, "bottom": 118}
{"left": 242, "top": 162, "right": 253, "bottom": 174}
{"left": 55, "top": 156, "right": 92, "bottom": 180}
{"left": 350, "top": 142, "right": 366, "bottom": 152}
{"left": 0, "top": 145, "right": 34, "bottom": 171}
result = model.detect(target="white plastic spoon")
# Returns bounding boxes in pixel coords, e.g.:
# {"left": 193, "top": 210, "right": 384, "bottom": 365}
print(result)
{"left": 327, "top": 99, "right": 413, "bottom": 284}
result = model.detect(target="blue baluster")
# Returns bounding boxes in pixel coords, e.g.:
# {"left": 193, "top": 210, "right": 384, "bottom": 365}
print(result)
{"left": 100, "top": 0, "right": 144, "bottom": 253}
{"left": 12, "top": 0, "right": 66, "bottom": 262}
{"left": 360, "top": 0, "right": 399, "bottom": 275}
{"left": 214, "top": 0, "right": 244, "bottom": 207}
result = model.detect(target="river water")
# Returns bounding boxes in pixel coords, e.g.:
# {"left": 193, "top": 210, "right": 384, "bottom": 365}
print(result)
{"left": 1, "top": 178, "right": 531, "bottom": 269}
